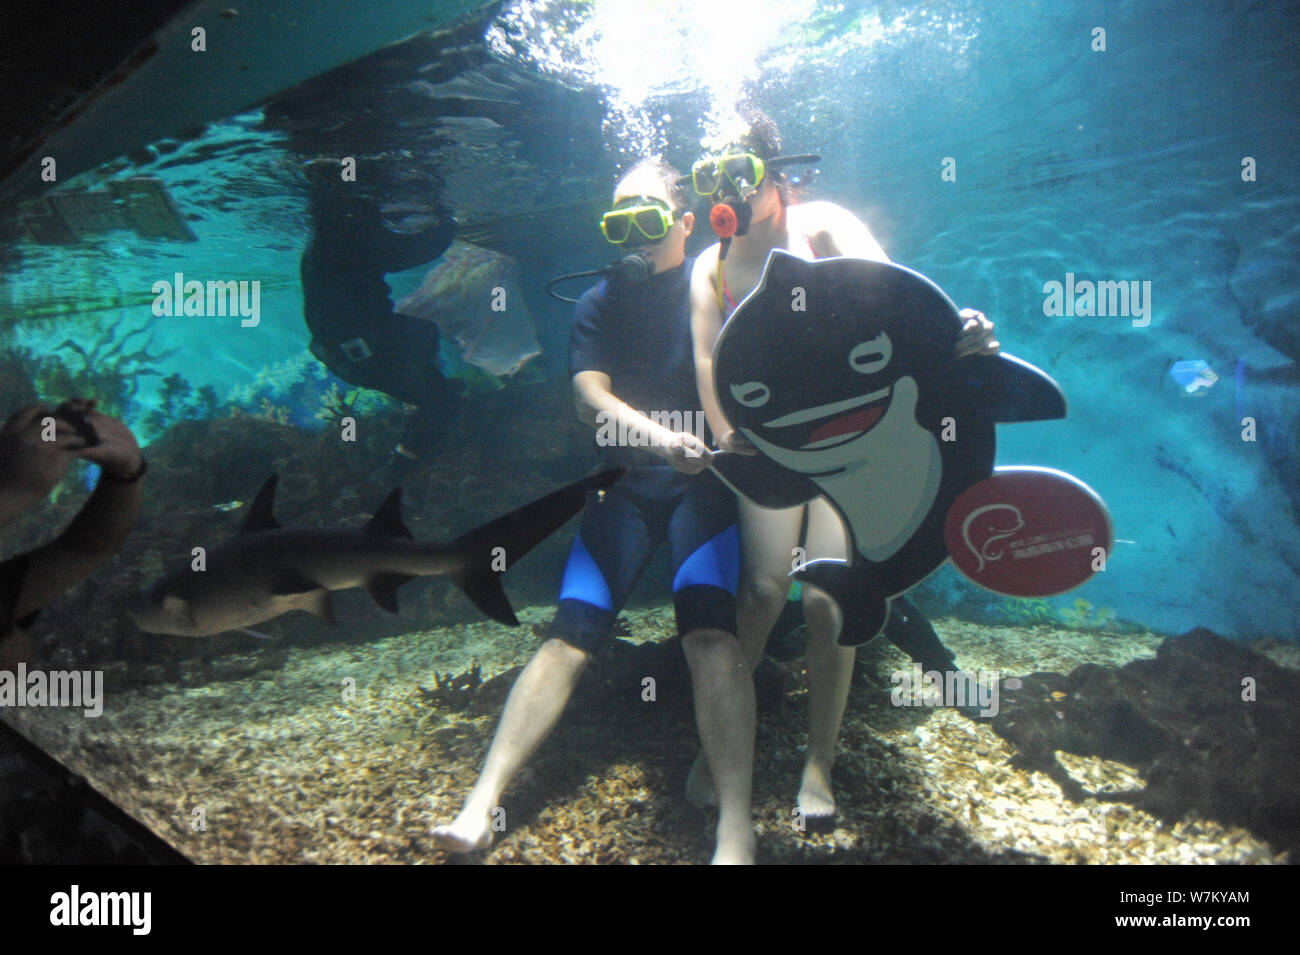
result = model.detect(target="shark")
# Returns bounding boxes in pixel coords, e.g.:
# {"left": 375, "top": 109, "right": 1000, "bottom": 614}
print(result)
{"left": 130, "top": 469, "right": 623, "bottom": 637}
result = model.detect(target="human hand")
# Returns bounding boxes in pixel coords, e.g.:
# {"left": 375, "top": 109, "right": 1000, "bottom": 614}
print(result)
{"left": 663, "top": 432, "right": 713, "bottom": 474}
{"left": 64, "top": 400, "right": 143, "bottom": 480}
{"left": 0, "top": 401, "right": 94, "bottom": 499}
{"left": 718, "top": 429, "right": 758, "bottom": 455}
{"left": 955, "top": 308, "right": 999, "bottom": 357}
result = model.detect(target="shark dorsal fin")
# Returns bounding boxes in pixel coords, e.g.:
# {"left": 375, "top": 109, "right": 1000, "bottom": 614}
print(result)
{"left": 241, "top": 475, "right": 282, "bottom": 534}
{"left": 364, "top": 488, "right": 413, "bottom": 539}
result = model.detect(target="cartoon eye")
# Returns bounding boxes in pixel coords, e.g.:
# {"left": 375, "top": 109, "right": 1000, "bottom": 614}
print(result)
{"left": 849, "top": 333, "right": 892, "bottom": 374}
{"left": 730, "top": 381, "right": 770, "bottom": 408}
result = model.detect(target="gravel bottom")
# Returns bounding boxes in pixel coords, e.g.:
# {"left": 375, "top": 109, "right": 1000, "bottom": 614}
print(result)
{"left": 1, "top": 609, "right": 1289, "bottom": 865}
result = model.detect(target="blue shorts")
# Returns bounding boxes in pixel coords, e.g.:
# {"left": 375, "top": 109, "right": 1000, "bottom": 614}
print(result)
{"left": 553, "top": 467, "right": 739, "bottom": 652}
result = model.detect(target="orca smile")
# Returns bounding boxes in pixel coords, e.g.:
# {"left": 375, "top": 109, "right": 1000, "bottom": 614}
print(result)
{"left": 760, "top": 386, "right": 892, "bottom": 450}
{"left": 806, "top": 404, "right": 888, "bottom": 447}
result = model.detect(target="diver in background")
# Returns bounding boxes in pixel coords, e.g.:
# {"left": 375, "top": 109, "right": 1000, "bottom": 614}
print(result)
{"left": 300, "top": 188, "right": 464, "bottom": 488}
{"left": 689, "top": 108, "right": 1000, "bottom": 821}
{"left": 434, "top": 160, "right": 759, "bottom": 864}
{"left": 0, "top": 399, "right": 144, "bottom": 667}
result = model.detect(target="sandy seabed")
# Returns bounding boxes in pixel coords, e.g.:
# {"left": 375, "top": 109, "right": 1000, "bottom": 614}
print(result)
{"left": 2, "top": 608, "right": 1291, "bottom": 865}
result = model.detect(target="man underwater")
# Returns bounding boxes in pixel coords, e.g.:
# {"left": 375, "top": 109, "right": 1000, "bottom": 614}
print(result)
{"left": 299, "top": 186, "right": 464, "bottom": 488}
{"left": 433, "top": 161, "right": 758, "bottom": 864}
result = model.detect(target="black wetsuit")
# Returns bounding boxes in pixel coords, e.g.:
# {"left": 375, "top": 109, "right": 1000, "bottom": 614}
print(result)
{"left": 0, "top": 552, "right": 33, "bottom": 644}
{"left": 300, "top": 193, "right": 463, "bottom": 457}
{"left": 555, "top": 258, "right": 739, "bottom": 651}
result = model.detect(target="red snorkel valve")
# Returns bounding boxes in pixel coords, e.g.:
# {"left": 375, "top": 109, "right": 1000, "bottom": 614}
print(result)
{"left": 710, "top": 202, "right": 738, "bottom": 261}
{"left": 710, "top": 202, "right": 738, "bottom": 239}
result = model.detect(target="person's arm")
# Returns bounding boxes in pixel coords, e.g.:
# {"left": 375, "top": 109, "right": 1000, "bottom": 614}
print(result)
{"left": 0, "top": 404, "right": 89, "bottom": 526}
{"left": 6, "top": 403, "right": 144, "bottom": 621}
{"left": 799, "top": 201, "right": 891, "bottom": 263}
{"left": 13, "top": 473, "right": 143, "bottom": 620}
{"left": 572, "top": 371, "right": 709, "bottom": 474}
{"left": 689, "top": 250, "right": 754, "bottom": 455}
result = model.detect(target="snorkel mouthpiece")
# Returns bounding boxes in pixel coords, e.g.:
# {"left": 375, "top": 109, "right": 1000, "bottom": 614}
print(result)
{"left": 614, "top": 250, "right": 656, "bottom": 285}
{"left": 710, "top": 202, "right": 738, "bottom": 239}
{"left": 710, "top": 200, "right": 752, "bottom": 240}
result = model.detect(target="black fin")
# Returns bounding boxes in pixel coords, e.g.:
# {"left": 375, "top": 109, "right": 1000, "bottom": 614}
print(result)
{"left": 882, "top": 596, "right": 957, "bottom": 671}
{"left": 366, "top": 573, "right": 414, "bottom": 613}
{"left": 711, "top": 451, "right": 819, "bottom": 509}
{"left": 795, "top": 559, "right": 890, "bottom": 646}
{"left": 241, "top": 475, "right": 282, "bottom": 534}
{"left": 300, "top": 590, "right": 336, "bottom": 625}
{"left": 364, "top": 488, "right": 413, "bottom": 539}
{"left": 450, "top": 469, "right": 625, "bottom": 626}
{"left": 955, "top": 354, "right": 1067, "bottom": 423}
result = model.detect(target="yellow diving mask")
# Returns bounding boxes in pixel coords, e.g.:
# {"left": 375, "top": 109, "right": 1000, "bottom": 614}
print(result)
{"left": 600, "top": 196, "right": 676, "bottom": 245}
{"left": 691, "top": 152, "right": 767, "bottom": 198}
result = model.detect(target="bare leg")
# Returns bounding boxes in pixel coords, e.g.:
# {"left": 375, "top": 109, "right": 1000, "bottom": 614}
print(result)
{"left": 735, "top": 499, "right": 808, "bottom": 670}
{"left": 797, "top": 497, "right": 854, "bottom": 819}
{"left": 432, "top": 638, "right": 589, "bottom": 852}
{"left": 682, "top": 627, "right": 756, "bottom": 864}
{"left": 686, "top": 499, "right": 804, "bottom": 808}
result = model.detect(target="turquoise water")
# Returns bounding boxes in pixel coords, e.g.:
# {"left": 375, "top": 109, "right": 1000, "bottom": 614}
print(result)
{"left": 1, "top": 0, "right": 1297, "bottom": 643}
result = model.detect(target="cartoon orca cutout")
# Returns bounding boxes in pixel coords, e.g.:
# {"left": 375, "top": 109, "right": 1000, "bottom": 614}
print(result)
{"left": 710, "top": 251, "right": 1067, "bottom": 645}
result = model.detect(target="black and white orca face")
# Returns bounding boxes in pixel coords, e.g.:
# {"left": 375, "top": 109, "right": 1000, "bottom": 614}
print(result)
{"left": 725, "top": 330, "right": 916, "bottom": 475}
{"left": 714, "top": 252, "right": 959, "bottom": 477}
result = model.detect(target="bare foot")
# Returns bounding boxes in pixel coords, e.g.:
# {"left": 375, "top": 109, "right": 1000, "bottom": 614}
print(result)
{"left": 685, "top": 750, "right": 718, "bottom": 808}
{"left": 711, "top": 824, "right": 756, "bottom": 864}
{"left": 797, "top": 762, "right": 836, "bottom": 821}
{"left": 431, "top": 809, "right": 494, "bottom": 853}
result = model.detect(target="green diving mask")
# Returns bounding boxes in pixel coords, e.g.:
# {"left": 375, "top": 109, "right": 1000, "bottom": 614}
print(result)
{"left": 692, "top": 151, "right": 824, "bottom": 199}
{"left": 692, "top": 152, "right": 766, "bottom": 198}
{"left": 600, "top": 196, "right": 676, "bottom": 245}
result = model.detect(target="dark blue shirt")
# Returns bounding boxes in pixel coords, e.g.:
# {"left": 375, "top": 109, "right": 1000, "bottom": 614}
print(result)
{"left": 569, "top": 257, "right": 706, "bottom": 468}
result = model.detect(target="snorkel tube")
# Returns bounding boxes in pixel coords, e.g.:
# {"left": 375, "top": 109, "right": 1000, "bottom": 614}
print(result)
{"left": 545, "top": 250, "right": 657, "bottom": 303}
{"left": 709, "top": 202, "right": 741, "bottom": 262}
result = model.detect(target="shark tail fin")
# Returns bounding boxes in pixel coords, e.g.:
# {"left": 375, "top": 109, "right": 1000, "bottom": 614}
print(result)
{"left": 449, "top": 469, "right": 625, "bottom": 626}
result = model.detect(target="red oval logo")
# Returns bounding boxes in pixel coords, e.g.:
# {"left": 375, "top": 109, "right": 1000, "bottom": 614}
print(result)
{"left": 944, "top": 467, "right": 1113, "bottom": 597}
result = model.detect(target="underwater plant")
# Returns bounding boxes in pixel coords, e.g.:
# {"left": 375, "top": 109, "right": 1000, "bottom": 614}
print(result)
{"left": 51, "top": 318, "right": 179, "bottom": 417}
{"left": 141, "top": 372, "right": 230, "bottom": 439}
{"left": 1002, "top": 597, "right": 1058, "bottom": 626}
{"left": 229, "top": 351, "right": 400, "bottom": 429}
{"left": 1058, "top": 598, "right": 1119, "bottom": 631}
{"left": 3, "top": 318, "right": 179, "bottom": 427}
{"left": 314, "top": 382, "right": 361, "bottom": 424}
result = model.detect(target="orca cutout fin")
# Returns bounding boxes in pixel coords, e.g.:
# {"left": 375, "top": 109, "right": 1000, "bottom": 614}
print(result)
{"left": 954, "top": 353, "right": 1067, "bottom": 423}
{"left": 711, "top": 452, "right": 820, "bottom": 509}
